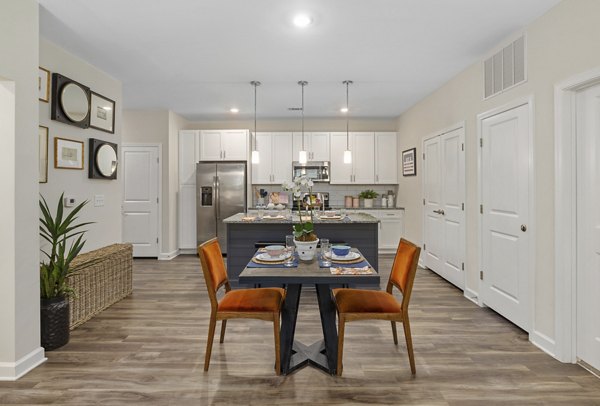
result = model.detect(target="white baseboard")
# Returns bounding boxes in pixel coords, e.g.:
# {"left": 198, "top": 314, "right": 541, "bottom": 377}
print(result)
{"left": 464, "top": 288, "right": 479, "bottom": 305}
{"left": 158, "top": 249, "right": 179, "bottom": 261}
{"left": 0, "top": 347, "right": 46, "bottom": 381}
{"left": 530, "top": 329, "right": 557, "bottom": 358}
{"left": 178, "top": 248, "right": 197, "bottom": 255}
{"left": 418, "top": 258, "right": 425, "bottom": 268}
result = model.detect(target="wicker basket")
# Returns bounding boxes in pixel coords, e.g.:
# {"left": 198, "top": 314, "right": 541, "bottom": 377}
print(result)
{"left": 66, "top": 243, "right": 133, "bottom": 329}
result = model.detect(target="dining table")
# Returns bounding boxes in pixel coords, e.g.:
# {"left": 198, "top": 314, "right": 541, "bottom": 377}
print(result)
{"left": 238, "top": 248, "right": 380, "bottom": 375}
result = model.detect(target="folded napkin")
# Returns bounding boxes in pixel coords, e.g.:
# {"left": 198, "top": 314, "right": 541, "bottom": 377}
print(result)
{"left": 330, "top": 266, "right": 373, "bottom": 275}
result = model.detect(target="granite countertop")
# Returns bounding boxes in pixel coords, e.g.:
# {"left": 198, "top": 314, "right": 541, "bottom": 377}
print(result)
{"left": 223, "top": 212, "right": 379, "bottom": 224}
{"left": 331, "top": 206, "right": 406, "bottom": 211}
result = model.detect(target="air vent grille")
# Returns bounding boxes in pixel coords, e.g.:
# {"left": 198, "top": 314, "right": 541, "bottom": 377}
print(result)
{"left": 484, "top": 35, "right": 526, "bottom": 99}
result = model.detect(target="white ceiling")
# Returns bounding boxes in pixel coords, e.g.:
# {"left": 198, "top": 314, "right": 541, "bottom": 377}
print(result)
{"left": 39, "top": 0, "right": 560, "bottom": 120}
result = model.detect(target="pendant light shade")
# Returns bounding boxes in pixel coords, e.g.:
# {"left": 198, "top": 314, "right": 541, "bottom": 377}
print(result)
{"left": 343, "top": 80, "right": 353, "bottom": 164}
{"left": 298, "top": 80, "right": 308, "bottom": 164}
{"left": 250, "top": 81, "right": 261, "bottom": 164}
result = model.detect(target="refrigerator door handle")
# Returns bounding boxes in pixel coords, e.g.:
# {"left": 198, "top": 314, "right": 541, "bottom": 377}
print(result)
{"left": 214, "top": 175, "right": 220, "bottom": 220}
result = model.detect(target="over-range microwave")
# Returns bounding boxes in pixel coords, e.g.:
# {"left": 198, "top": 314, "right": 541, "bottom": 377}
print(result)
{"left": 292, "top": 161, "right": 330, "bottom": 183}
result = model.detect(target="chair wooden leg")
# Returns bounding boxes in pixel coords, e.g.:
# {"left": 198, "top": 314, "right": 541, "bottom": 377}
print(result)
{"left": 402, "top": 316, "right": 416, "bottom": 374}
{"left": 273, "top": 313, "right": 281, "bottom": 375}
{"left": 219, "top": 320, "right": 227, "bottom": 343}
{"left": 391, "top": 321, "right": 398, "bottom": 345}
{"left": 204, "top": 313, "right": 217, "bottom": 371}
{"left": 337, "top": 314, "right": 345, "bottom": 376}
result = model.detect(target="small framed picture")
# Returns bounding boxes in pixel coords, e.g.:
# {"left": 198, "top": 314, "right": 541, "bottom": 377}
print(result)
{"left": 89, "top": 91, "right": 115, "bottom": 133}
{"left": 402, "top": 147, "right": 417, "bottom": 176}
{"left": 38, "top": 67, "right": 50, "bottom": 102}
{"left": 54, "top": 137, "right": 84, "bottom": 170}
{"left": 39, "top": 126, "right": 48, "bottom": 183}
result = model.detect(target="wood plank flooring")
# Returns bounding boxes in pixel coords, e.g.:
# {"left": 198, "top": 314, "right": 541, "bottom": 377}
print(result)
{"left": 1, "top": 254, "right": 599, "bottom": 405}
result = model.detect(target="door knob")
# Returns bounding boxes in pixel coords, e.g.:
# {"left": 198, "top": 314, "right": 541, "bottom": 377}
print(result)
{"left": 521, "top": 224, "right": 527, "bottom": 232}
{"left": 433, "top": 209, "right": 445, "bottom": 215}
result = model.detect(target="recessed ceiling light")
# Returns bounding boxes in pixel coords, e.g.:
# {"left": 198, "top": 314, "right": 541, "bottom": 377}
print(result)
{"left": 293, "top": 14, "right": 312, "bottom": 28}
{"left": 230, "top": 108, "right": 239, "bottom": 113}
{"left": 340, "top": 107, "right": 348, "bottom": 113}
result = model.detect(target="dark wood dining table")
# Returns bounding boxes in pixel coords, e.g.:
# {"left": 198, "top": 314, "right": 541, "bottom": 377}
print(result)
{"left": 238, "top": 249, "right": 380, "bottom": 375}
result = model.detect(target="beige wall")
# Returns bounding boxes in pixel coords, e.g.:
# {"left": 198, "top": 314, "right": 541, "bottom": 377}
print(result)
{"left": 185, "top": 117, "right": 397, "bottom": 132}
{"left": 122, "top": 110, "right": 188, "bottom": 257}
{"left": 0, "top": 0, "right": 44, "bottom": 379}
{"left": 39, "top": 38, "right": 123, "bottom": 253}
{"left": 395, "top": 0, "right": 600, "bottom": 352}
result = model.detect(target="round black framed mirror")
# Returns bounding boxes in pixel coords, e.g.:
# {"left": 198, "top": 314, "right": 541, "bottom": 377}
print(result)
{"left": 60, "top": 83, "right": 89, "bottom": 123}
{"left": 96, "top": 144, "right": 118, "bottom": 177}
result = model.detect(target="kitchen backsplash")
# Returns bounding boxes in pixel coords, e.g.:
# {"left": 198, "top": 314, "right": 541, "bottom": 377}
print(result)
{"left": 251, "top": 183, "right": 399, "bottom": 208}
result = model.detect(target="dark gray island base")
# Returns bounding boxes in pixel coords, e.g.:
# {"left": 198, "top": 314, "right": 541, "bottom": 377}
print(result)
{"left": 224, "top": 213, "right": 379, "bottom": 287}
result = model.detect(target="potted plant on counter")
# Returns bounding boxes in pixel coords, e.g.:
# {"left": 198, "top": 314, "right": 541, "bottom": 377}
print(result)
{"left": 359, "top": 189, "right": 379, "bottom": 208}
{"left": 39, "top": 193, "right": 92, "bottom": 350}
{"left": 282, "top": 175, "right": 319, "bottom": 261}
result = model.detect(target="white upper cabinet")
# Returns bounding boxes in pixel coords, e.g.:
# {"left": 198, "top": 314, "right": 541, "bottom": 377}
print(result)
{"left": 292, "top": 132, "right": 330, "bottom": 162}
{"left": 178, "top": 130, "right": 199, "bottom": 185}
{"left": 199, "top": 129, "right": 248, "bottom": 161}
{"left": 330, "top": 132, "right": 375, "bottom": 184}
{"left": 375, "top": 132, "right": 398, "bottom": 184}
{"left": 251, "top": 132, "right": 293, "bottom": 184}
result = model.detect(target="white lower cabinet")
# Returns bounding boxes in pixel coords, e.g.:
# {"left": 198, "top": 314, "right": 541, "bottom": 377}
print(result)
{"left": 345, "top": 209, "right": 404, "bottom": 253}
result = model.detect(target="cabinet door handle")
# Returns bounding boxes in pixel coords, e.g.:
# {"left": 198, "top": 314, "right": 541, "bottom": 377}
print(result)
{"left": 223, "top": 150, "right": 226, "bottom": 159}
{"left": 376, "top": 174, "right": 379, "bottom": 182}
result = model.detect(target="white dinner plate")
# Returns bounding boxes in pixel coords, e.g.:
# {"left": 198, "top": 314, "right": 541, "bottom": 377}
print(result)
{"left": 325, "top": 251, "right": 361, "bottom": 261}
{"left": 255, "top": 252, "right": 292, "bottom": 262}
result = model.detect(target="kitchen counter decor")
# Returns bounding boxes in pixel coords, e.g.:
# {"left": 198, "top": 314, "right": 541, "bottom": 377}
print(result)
{"left": 282, "top": 175, "right": 319, "bottom": 260}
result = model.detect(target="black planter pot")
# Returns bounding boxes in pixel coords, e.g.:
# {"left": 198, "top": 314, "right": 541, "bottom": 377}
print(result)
{"left": 40, "top": 296, "right": 70, "bottom": 351}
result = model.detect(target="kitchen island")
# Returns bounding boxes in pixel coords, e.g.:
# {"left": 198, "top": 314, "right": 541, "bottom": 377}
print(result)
{"left": 223, "top": 213, "right": 379, "bottom": 287}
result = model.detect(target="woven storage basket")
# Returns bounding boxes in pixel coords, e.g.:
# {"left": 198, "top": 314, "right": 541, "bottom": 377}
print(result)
{"left": 66, "top": 243, "right": 133, "bottom": 329}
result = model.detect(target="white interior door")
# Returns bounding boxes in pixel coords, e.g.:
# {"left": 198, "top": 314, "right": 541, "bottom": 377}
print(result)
{"left": 440, "top": 128, "right": 465, "bottom": 288}
{"left": 481, "top": 103, "right": 530, "bottom": 331}
{"left": 423, "top": 128, "right": 465, "bottom": 289}
{"left": 576, "top": 84, "right": 600, "bottom": 371}
{"left": 122, "top": 145, "right": 159, "bottom": 257}
{"left": 423, "top": 136, "right": 444, "bottom": 273}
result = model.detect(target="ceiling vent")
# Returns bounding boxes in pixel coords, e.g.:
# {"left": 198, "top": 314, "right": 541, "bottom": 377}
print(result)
{"left": 484, "top": 34, "right": 526, "bottom": 99}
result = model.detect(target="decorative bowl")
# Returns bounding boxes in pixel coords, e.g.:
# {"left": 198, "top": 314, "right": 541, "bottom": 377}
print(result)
{"left": 265, "top": 245, "right": 285, "bottom": 257}
{"left": 332, "top": 245, "right": 351, "bottom": 257}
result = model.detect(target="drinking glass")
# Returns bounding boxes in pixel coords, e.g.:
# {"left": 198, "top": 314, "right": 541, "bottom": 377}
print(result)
{"left": 320, "top": 238, "right": 331, "bottom": 267}
{"left": 257, "top": 207, "right": 264, "bottom": 220}
{"left": 284, "top": 235, "right": 295, "bottom": 267}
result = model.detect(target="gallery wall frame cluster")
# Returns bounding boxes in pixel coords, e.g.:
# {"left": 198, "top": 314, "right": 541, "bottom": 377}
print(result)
{"left": 38, "top": 66, "right": 118, "bottom": 183}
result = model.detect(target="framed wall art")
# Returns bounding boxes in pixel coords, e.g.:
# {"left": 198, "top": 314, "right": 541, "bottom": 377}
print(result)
{"left": 402, "top": 147, "right": 417, "bottom": 176}
{"left": 39, "top": 126, "right": 48, "bottom": 183}
{"left": 38, "top": 67, "right": 50, "bottom": 102}
{"left": 51, "top": 73, "right": 90, "bottom": 129}
{"left": 89, "top": 91, "right": 115, "bottom": 133}
{"left": 54, "top": 137, "right": 84, "bottom": 170}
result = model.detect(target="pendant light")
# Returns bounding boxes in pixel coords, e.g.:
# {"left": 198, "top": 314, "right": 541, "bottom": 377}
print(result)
{"left": 298, "top": 80, "right": 308, "bottom": 164}
{"left": 343, "top": 80, "right": 353, "bottom": 164}
{"left": 250, "top": 81, "right": 261, "bottom": 164}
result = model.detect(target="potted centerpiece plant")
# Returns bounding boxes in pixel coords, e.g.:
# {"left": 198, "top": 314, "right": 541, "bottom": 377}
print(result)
{"left": 39, "top": 193, "right": 92, "bottom": 350}
{"left": 359, "top": 189, "right": 379, "bottom": 208}
{"left": 282, "top": 175, "right": 319, "bottom": 261}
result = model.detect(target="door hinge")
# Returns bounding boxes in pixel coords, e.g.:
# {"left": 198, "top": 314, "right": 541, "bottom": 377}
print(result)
{"left": 480, "top": 138, "right": 483, "bottom": 147}
{"left": 423, "top": 198, "right": 426, "bottom": 205}
{"left": 157, "top": 157, "right": 159, "bottom": 163}
{"left": 480, "top": 270, "right": 484, "bottom": 280}
{"left": 423, "top": 243, "right": 426, "bottom": 251}
{"left": 461, "top": 202, "right": 465, "bottom": 211}
{"left": 157, "top": 197, "right": 159, "bottom": 203}
{"left": 462, "top": 262, "right": 465, "bottom": 271}
{"left": 422, "top": 153, "right": 425, "bottom": 160}
{"left": 480, "top": 204, "right": 483, "bottom": 214}
{"left": 156, "top": 237, "right": 159, "bottom": 243}
{"left": 461, "top": 143, "right": 464, "bottom": 151}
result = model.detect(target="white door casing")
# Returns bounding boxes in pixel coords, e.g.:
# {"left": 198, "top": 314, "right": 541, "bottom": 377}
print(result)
{"left": 422, "top": 125, "right": 465, "bottom": 289}
{"left": 576, "top": 84, "right": 600, "bottom": 371}
{"left": 122, "top": 145, "right": 160, "bottom": 257}
{"left": 480, "top": 102, "right": 531, "bottom": 331}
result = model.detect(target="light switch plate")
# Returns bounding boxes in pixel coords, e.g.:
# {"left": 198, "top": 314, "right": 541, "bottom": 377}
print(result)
{"left": 94, "top": 194, "right": 105, "bottom": 207}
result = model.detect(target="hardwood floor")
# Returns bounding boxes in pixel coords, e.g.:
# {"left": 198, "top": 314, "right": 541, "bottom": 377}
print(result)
{"left": 1, "top": 254, "right": 599, "bottom": 405}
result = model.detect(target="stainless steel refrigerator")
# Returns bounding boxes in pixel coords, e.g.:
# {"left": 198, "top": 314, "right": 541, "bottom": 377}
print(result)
{"left": 196, "top": 161, "right": 247, "bottom": 254}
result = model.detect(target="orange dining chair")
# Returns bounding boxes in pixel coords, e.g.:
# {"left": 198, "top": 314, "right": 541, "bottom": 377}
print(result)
{"left": 333, "top": 238, "right": 421, "bottom": 376}
{"left": 198, "top": 238, "right": 285, "bottom": 374}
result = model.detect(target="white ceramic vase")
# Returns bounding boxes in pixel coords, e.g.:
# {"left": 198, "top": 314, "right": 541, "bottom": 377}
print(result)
{"left": 363, "top": 198, "right": 374, "bottom": 208}
{"left": 293, "top": 238, "right": 320, "bottom": 261}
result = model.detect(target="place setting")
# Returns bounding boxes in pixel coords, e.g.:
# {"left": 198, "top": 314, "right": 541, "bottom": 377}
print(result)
{"left": 247, "top": 239, "right": 299, "bottom": 268}
{"left": 318, "top": 240, "right": 374, "bottom": 275}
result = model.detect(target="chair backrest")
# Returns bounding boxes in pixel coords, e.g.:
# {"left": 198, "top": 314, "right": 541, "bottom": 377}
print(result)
{"left": 198, "top": 238, "right": 229, "bottom": 308}
{"left": 387, "top": 238, "right": 421, "bottom": 310}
